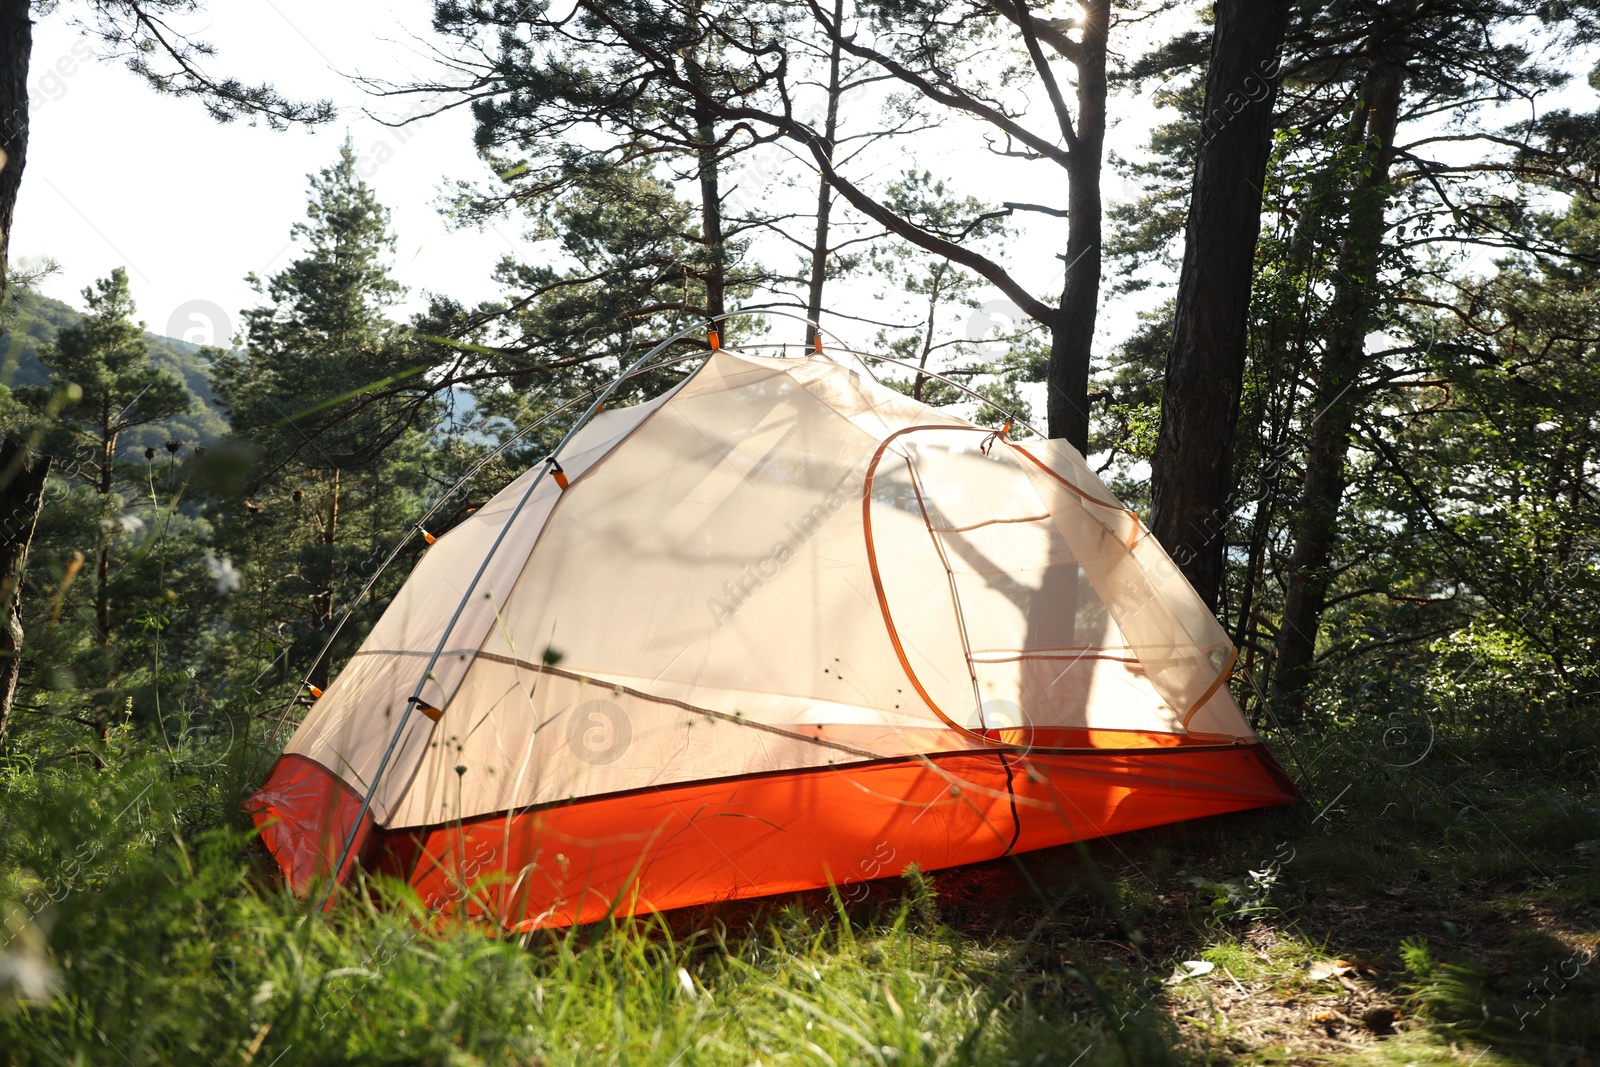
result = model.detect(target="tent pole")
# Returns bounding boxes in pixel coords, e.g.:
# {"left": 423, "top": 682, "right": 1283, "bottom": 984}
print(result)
{"left": 315, "top": 311, "right": 804, "bottom": 909}
{"left": 1240, "top": 666, "right": 1318, "bottom": 803}
{"left": 272, "top": 309, "right": 856, "bottom": 750}
{"left": 812, "top": 348, "right": 1043, "bottom": 439}
{"left": 306, "top": 307, "right": 1047, "bottom": 911}
{"left": 264, "top": 352, "right": 707, "bottom": 751}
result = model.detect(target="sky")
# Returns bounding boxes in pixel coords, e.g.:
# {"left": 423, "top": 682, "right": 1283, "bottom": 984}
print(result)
{"left": 25, "top": 3, "right": 1590, "bottom": 374}
{"left": 15, "top": 1, "right": 1178, "bottom": 362}
{"left": 17, "top": 2, "right": 514, "bottom": 348}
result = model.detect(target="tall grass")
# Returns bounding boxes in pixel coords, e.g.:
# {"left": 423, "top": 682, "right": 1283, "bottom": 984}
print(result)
{"left": 0, "top": 732, "right": 1179, "bottom": 1066}
{"left": 3, "top": 681, "right": 1595, "bottom": 1066}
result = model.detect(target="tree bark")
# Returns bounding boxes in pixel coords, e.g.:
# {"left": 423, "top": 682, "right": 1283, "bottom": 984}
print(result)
{"left": 683, "top": 7, "right": 726, "bottom": 321}
{"left": 95, "top": 424, "right": 117, "bottom": 647}
{"left": 1272, "top": 59, "right": 1405, "bottom": 711}
{"left": 694, "top": 101, "right": 726, "bottom": 320}
{"left": 803, "top": 0, "right": 845, "bottom": 347}
{"left": 0, "top": 439, "right": 48, "bottom": 743}
{"left": 1045, "top": 0, "right": 1107, "bottom": 453}
{"left": 0, "top": 0, "right": 28, "bottom": 308}
{"left": 1147, "top": 0, "right": 1291, "bottom": 610}
{"left": 311, "top": 469, "right": 339, "bottom": 616}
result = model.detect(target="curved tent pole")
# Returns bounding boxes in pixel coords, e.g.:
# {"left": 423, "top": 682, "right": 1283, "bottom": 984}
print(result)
{"left": 698, "top": 308, "right": 1039, "bottom": 436}
{"left": 795, "top": 346, "right": 1043, "bottom": 440}
{"left": 265, "top": 392, "right": 577, "bottom": 749}
{"left": 264, "top": 351, "right": 708, "bottom": 750}
{"left": 315, "top": 310, "right": 815, "bottom": 906}
{"left": 272, "top": 312, "right": 1035, "bottom": 750}
{"left": 273, "top": 310, "right": 874, "bottom": 746}
{"left": 306, "top": 307, "right": 1039, "bottom": 908}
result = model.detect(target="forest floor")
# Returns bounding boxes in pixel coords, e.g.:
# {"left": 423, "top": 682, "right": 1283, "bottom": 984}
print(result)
{"left": 906, "top": 788, "right": 1600, "bottom": 1066}
{"left": 790, "top": 723, "right": 1600, "bottom": 1067}
{"left": 678, "top": 715, "right": 1600, "bottom": 1067}
{"left": 2, "top": 717, "right": 1597, "bottom": 1066}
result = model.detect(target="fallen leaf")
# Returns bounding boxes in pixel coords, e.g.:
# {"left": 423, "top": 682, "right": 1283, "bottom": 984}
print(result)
{"left": 1308, "top": 960, "right": 1354, "bottom": 981}
{"left": 1168, "top": 960, "right": 1216, "bottom": 983}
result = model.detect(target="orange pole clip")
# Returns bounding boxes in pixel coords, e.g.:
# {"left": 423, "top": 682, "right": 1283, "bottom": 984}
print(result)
{"left": 547, "top": 457, "right": 570, "bottom": 489}
{"left": 308, "top": 685, "right": 323, "bottom": 700}
{"left": 708, "top": 329, "right": 721, "bottom": 351}
{"left": 1002, "top": 419, "right": 1012, "bottom": 436}
{"left": 421, "top": 529, "right": 437, "bottom": 545}
{"left": 813, "top": 333, "right": 823, "bottom": 354}
{"left": 407, "top": 696, "right": 444, "bottom": 722}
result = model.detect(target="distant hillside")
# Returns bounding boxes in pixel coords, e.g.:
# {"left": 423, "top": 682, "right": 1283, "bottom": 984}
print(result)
{"left": 0, "top": 288, "right": 230, "bottom": 449}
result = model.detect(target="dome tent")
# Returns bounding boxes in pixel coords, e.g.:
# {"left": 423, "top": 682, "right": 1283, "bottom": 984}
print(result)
{"left": 250, "top": 328, "right": 1298, "bottom": 928}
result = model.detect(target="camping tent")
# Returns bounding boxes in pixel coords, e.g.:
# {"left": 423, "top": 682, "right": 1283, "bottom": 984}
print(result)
{"left": 250, "top": 344, "right": 1297, "bottom": 928}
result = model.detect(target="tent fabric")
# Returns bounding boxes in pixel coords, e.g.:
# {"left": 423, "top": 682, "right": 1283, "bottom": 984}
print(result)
{"left": 248, "top": 752, "right": 369, "bottom": 891}
{"left": 250, "top": 348, "right": 1297, "bottom": 924}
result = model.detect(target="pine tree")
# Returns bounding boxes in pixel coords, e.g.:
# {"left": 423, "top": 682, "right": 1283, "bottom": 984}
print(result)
{"left": 870, "top": 171, "right": 1028, "bottom": 418}
{"left": 1108, "top": 0, "right": 1600, "bottom": 712}
{"left": 29, "top": 269, "right": 189, "bottom": 646}
{"left": 1146, "top": 0, "right": 1291, "bottom": 610}
{"left": 211, "top": 142, "right": 431, "bottom": 684}
{"left": 214, "top": 140, "right": 409, "bottom": 467}
{"left": 426, "top": 0, "right": 1122, "bottom": 449}
{"left": 427, "top": 0, "right": 767, "bottom": 327}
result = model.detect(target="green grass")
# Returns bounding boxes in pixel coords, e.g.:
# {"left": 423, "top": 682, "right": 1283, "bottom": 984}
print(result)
{"left": 2, "top": 861, "right": 1164, "bottom": 1066}
{"left": 1, "top": 712, "right": 1596, "bottom": 1066}
{"left": 0, "top": 749, "right": 1161, "bottom": 1066}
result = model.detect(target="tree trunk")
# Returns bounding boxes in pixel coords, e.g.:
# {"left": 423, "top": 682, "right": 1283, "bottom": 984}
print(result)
{"left": 96, "top": 427, "right": 117, "bottom": 646}
{"left": 1045, "top": 0, "right": 1107, "bottom": 453}
{"left": 1147, "top": 0, "right": 1291, "bottom": 610}
{"left": 0, "top": 0, "right": 29, "bottom": 308}
{"left": 0, "top": 439, "right": 49, "bottom": 743}
{"left": 803, "top": 0, "right": 846, "bottom": 347}
{"left": 695, "top": 101, "right": 726, "bottom": 320}
{"left": 912, "top": 265, "right": 947, "bottom": 402}
{"left": 682, "top": 7, "right": 726, "bottom": 322}
{"left": 1272, "top": 59, "right": 1405, "bottom": 711}
{"left": 311, "top": 468, "right": 340, "bottom": 647}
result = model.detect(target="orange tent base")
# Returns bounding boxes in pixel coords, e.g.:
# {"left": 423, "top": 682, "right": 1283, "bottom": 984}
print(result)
{"left": 252, "top": 744, "right": 1297, "bottom": 929}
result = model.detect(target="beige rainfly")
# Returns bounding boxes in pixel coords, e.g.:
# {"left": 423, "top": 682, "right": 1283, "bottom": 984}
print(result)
{"left": 251, "top": 343, "right": 1298, "bottom": 928}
